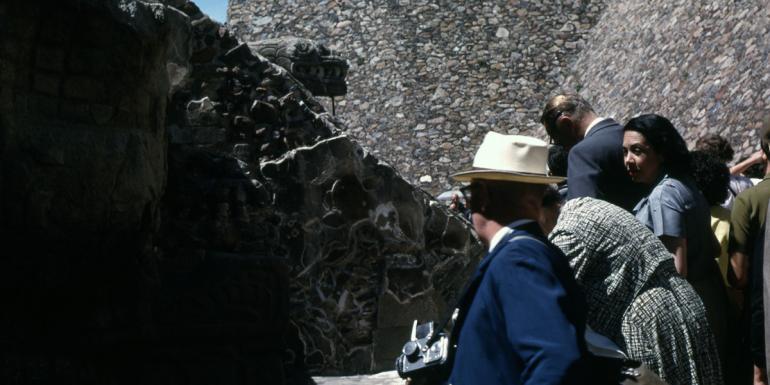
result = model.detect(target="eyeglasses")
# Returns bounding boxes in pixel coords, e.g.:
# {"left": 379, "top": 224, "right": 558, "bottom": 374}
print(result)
{"left": 543, "top": 109, "right": 565, "bottom": 145}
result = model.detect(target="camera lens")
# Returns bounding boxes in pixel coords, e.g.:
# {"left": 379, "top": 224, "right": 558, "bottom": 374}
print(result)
{"left": 402, "top": 341, "right": 420, "bottom": 361}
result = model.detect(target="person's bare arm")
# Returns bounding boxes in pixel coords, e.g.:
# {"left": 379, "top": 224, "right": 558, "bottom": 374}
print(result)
{"left": 728, "top": 250, "right": 750, "bottom": 288}
{"left": 730, "top": 150, "right": 766, "bottom": 175}
{"left": 660, "top": 235, "right": 687, "bottom": 278}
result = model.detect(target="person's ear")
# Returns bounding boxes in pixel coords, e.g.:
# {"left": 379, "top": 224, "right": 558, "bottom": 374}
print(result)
{"left": 555, "top": 115, "right": 574, "bottom": 134}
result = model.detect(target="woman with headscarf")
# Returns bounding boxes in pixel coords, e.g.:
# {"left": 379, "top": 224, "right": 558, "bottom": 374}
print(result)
{"left": 550, "top": 197, "right": 723, "bottom": 385}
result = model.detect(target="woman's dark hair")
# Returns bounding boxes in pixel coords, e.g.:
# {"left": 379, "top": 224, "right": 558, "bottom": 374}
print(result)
{"left": 623, "top": 114, "right": 693, "bottom": 178}
{"left": 548, "top": 145, "right": 568, "bottom": 177}
{"left": 744, "top": 161, "right": 767, "bottom": 179}
{"left": 694, "top": 134, "right": 734, "bottom": 163}
{"left": 690, "top": 150, "right": 729, "bottom": 206}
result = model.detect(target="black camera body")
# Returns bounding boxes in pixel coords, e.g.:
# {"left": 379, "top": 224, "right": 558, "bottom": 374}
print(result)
{"left": 395, "top": 320, "right": 453, "bottom": 384}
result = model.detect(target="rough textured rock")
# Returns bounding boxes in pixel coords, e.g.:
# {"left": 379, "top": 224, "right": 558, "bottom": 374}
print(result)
{"left": 250, "top": 37, "right": 349, "bottom": 97}
{"left": 164, "top": 3, "right": 484, "bottom": 377}
{"left": 260, "top": 135, "right": 479, "bottom": 373}
{"left": 0, "top": 0, "right": 483, "bottom": 381}
{"left": 227, "top": 0, "right": 607, "bottom": 194}
{"left": 0, "top": 1, "right": 289, "bottom": 384}
{"left": 563, "top": 1, "right": 770, "bottom": 161}
{"left": 0, "top": 0, "right": 179, "bottom": 256}
{"left": 0, "top": 0, "right": 181, "bottom": 340}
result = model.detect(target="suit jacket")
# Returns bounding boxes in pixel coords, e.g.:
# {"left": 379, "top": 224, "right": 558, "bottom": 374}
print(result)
{"left": 447, "top": 221, "right": 589, "bottom": 385}
{"left": 567, "top": 118, "right": 645, "bottom": 211}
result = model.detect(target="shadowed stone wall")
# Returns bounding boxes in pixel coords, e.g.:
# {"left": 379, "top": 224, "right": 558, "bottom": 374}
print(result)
{"left": 0, "top": 0, "right": 483, "bottom": 380}
{"left": 163, "top": 3, "right": 483, "bottom": 373}
{"left": 0, "top": 0, "right": 481, "bottom": 381}
{"left": 227, "top": 0, "right": 606, "bottom": 193}
{"left": 0, "top": 2, "right": 290, "bottom": 384}
{"left": 563, "top": 1, "right": 770, "bottom": 161}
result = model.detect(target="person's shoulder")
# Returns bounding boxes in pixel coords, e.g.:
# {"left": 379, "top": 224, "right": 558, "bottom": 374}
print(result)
{"left": 736, "top": 179, "right": 770, "bottom": 205}
{"left": 493, "top": 234, "right": 554, "bottom": 264}
{"left": 569, "top": 135, "right": 609, "bottom": 160}
{"left": 574, "top": 120, "right": 623, "bottom": 151}
{"left": 659, "top": 176, "right": 688, "bottom": 190}
{"left": 593, "top": 117, "right": 623, "bottom": 131}
{"left": 651, "top": 176, "right": 693, "bottom": 206}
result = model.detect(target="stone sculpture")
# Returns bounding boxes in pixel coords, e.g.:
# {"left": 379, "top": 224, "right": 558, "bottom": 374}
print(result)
{"left": 249, "top": 37, "right": 349, "bottom": 97}
{"left": 0, "top": 0, "right": 482, "bottom": 383}
{"left": 162, "top": 2, "right": 481, "bottom": 373}
{"left": 163, "top": 3, "right": 483, "bottom": 376}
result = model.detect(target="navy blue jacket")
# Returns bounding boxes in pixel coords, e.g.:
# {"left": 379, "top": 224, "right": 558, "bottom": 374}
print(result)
{"left": 567, "top": 118, "right": 645, "bottom": 211}
{"left": 447, "top": 221, "right": 589, "bottom": 385}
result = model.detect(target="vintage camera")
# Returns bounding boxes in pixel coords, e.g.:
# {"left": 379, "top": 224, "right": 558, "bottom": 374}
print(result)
{"left": 395, "top": 319, "right": 453, "bottom": 384}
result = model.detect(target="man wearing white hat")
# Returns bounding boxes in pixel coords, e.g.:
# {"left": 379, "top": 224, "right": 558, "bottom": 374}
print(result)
{"left": 447, "top": 132, "right": 589, "bottom": 385}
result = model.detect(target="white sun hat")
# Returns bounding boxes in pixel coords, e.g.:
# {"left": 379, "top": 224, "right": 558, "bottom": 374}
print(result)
{"left": 451, "top": 132, "right": 564, "bottom": 184}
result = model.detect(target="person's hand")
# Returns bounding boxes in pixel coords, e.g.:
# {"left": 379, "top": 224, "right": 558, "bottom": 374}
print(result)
{"left": 449, "top": 195, "right": 460, "bottom": 211}
{"left": 755, "top": 365, "right": 768, "bottom": 385}
{"left": 749, "top": 149, "right": 766, "bottom": 164}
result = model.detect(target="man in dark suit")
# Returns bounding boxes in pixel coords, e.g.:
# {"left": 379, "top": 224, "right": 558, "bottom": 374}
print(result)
{"left": 540, "top": 94, "right": 644, "bottom": 211}
{"left": 449, "top": 132, "right": 589, "bottom": 385}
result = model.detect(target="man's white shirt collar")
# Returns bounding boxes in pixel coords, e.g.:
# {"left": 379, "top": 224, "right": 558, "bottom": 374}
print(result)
{"left": 488, "top": 219, "right": 536, "bottom": 252}
{"left": 583, "top": 116, "right": 605, "bottom": 137}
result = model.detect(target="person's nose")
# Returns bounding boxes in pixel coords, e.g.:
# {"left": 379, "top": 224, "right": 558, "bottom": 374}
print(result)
{"left": 623, "top": 152, "right": 633, "bottom": 168}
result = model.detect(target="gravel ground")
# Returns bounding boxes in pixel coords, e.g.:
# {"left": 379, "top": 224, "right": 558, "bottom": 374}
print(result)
{"left": 313, "top": 370, "right": 404, "bottom": 385}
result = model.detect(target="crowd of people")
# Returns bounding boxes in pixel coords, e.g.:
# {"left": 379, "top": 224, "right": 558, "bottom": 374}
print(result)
{"left": 438, "top": 94, "right": 770, "bottom": 385}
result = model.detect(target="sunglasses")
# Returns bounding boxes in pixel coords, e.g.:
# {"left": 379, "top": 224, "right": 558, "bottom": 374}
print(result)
{"left": 542, "top": 109, "right": 565, "bottom": 145}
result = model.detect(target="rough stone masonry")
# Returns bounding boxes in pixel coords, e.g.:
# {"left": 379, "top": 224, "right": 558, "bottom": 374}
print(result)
{"left": 229, "top": 0, "right": 770, "bottom": 192}
{"left": 0, "top": 0, "right": 483, "bottom": 383}
{"left": 564, "top": 0, "right": 770, "bottom": 161}
{"left": 228, "top": 0, "right": 606, "bottom": 194}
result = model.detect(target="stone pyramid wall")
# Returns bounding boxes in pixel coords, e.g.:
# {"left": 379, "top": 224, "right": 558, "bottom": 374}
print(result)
{"left": 227, "top": 0, "right": 607, "bottom": 193}
{"left": 563, "top": 0, "right": 770, "bottom": 161}
{"left": 229, "top": 0, "right": 770, "bottom": 181}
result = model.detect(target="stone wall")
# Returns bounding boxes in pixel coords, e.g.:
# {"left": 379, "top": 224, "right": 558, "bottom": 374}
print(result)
{"left": 227, "top": 0, "right": 606, "bottom": 193}
{"left": 0, "top": 0, "right": 483, "bottom": 381}
{"left": 0, "top": 2, "right": 291, "bottom": 384}
{"left": 163, "top": 3, "right": 483, "bottom": 374}
{"left": 0, "top": 0, "right": 483, "bottom": 380}
{"left": 563, "top": 1, "right": 770, "bottom": 161}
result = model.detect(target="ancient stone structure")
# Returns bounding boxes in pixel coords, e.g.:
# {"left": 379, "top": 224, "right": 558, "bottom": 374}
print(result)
{"left": 164, "top": 3, "right": 482, "bottom": 375}
{"left": 0, "top": 0, "right": 482, "bottom": 382}
{"left": 564, "top": 0, "right": 770, "bottom": 161}
{"left": 0, "top": 2, "right": 274, "bottom": 384}
{"left": 250, "top": 37, "right": 349, "bottom": 97}
{"left": 227, "top": 0, "right": 607, "bottom": 193}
